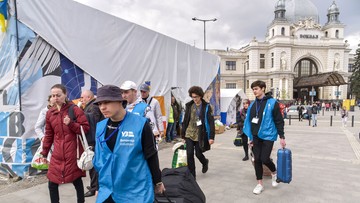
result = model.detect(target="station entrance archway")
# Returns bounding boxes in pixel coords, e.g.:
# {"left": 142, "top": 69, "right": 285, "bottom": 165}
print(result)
{"left": 293, "top": 71, "right": 347, "bottom": 103}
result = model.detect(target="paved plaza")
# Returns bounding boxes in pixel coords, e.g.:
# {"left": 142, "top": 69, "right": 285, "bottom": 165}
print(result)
{"left": 1, "top": 109, "right": 360, "bottom": 203}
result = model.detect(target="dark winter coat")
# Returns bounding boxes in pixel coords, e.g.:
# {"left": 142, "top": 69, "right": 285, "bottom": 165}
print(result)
{"left": 84, "top": 99, "right": 103, "bottom": 122}
{"left": 41, "top": 102, "right": 90, "bottom": 184}
{"left": 83, "top": 98, "right": 104, "bottom": 145}
{"left": 236, "top": 108, "right": 247, "bottom": 134}
{"left": 181, "top": 99, "right": 215, "bottom": 152}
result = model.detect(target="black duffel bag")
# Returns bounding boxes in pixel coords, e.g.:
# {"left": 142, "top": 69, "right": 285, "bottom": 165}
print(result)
{"left": 155, "top": 166, "right": 206, "bottom": 203}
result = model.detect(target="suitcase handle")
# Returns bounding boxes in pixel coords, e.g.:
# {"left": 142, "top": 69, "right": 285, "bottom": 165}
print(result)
{"left": 154, "top": 191, "right": 174, "bottom": 203}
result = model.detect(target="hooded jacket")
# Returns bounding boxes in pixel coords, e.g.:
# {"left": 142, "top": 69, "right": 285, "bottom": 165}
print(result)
{"left": 41, "top": 102, "right": 89, "bottom": 184}
{"left": 243, "top": 96, "right": 284, "bottom": 141}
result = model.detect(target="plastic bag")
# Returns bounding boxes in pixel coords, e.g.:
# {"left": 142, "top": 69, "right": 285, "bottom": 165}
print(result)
{"left": 171, "top": 143, "right": 187, "bottom": 168}
{"left": 31, "top": 142, "right": 50, "bottom": 170}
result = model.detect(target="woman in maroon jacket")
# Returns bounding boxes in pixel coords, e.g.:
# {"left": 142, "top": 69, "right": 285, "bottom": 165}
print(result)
{"left": 41, "top": 84, "right": 89, "bottom": 203}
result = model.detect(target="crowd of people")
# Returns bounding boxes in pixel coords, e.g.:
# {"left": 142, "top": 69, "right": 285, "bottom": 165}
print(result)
{"left": 34, "top": 79, "right": 356, "bottom": 201}
{"left": 35, "top": 81, "right": 219, "bottom": 202}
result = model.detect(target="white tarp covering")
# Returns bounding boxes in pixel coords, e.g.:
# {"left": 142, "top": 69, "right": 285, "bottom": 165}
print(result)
{"left": 220, "top": 89, "right": 247, "bottom": 125}
{"left": 16, "top": 0, "right": 220, "bottom": 99}
{"left": 0, "top": 0, "right": 220, "bottom": 177}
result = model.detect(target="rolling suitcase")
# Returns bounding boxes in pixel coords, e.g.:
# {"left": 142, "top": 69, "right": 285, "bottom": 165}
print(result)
{"left": 276, "top": 148, "right": 292, "bottom": 183}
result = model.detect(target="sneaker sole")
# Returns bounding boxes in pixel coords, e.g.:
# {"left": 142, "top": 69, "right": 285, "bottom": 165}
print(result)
{"left": 253, "top": 189, "right": 264, "bottom": 195}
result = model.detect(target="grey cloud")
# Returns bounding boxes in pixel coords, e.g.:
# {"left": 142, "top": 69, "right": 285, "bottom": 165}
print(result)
{"left": 76, "top": 0, "right": 360, "bottom": 51}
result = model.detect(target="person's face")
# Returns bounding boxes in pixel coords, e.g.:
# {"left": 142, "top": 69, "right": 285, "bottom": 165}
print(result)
{"left": 80, "top": 92, "right": 91, "bottom": 104}
{"left": 243, "top": 102, "right": 249, "bottom": 109}
{"left": 98, "top": 101, "right": 123, "bottom": 119}
{"left": 51, "top": 88, "right": 66, "bottom": 106}
{"left": 122, "top": 89, "right": 137, "bottom": 104}
{"left": 191, "top": 93, "right": 201, "bottom": 105}
{"left": 140, "top": 90, "right": 149, "bottom": 99}
{"left": 171, "top": 96, "right": 175, "bottom": 104}
{"left": 252, "top": 86, "right": 265, "bottom": 99}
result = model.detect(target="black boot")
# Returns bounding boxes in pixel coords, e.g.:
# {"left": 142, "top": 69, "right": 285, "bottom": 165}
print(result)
{"left": 242, "top": 156, "right": 249, "bottom": 161}
{"left": 202, "top": 159, "right": 209, "bottom": 173}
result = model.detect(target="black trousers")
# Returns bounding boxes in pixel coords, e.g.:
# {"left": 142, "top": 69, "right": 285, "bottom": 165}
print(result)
{"left": 88, "top": 145, "right": 98, "bottom": 192}
{"left": 48, "top": 177, "right": 84, "bottom": 203}
{"left": 89, "top": 167, "right": 98, "bottom": 192}
{"left": 252, "top": 135, "right": 276, "bottom": 180}
{"left": 185, "top": 138, "right": 207, "bottom": 178}
{"left": 241, "top": 134, "right": 249, "bottom": 156}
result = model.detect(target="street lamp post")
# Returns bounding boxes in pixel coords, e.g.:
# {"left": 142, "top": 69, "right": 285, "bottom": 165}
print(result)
{"left": 192, "top": 17, "right": 217, "bottom": 50}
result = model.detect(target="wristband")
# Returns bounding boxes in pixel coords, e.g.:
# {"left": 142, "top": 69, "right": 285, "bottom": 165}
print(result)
{"left": 156, "top": 182, "right": 163, "bottom": 186}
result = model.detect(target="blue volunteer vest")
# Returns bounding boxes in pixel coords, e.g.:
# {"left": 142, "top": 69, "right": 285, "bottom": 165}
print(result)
{"left": 243, "top": 98, "right": 278, "bottom": 141}
{"left": 131, "top": 102, "right": 148, "bottom": 117}
{"left": 93, "top": 112, "right": 154, "bottom": 203}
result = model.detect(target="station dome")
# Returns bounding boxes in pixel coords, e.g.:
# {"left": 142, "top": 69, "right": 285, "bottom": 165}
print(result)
{"left": 275, "top": 0, "right": 285, "bottom": 10}
{"left": 328, "top": 1, "right": 339, "bottom": 14}
{"left": 283, "top": 0, "right": 319, "bottom": 23}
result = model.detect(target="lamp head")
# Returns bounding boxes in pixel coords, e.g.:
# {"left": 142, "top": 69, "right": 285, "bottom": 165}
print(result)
{"left": 192, "top": 17, "right": 197, "bottom": 21}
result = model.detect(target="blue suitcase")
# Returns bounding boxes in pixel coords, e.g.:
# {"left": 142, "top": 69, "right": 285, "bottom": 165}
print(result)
{"left": 276, "top": 148, "right": 292, "bottom": 183}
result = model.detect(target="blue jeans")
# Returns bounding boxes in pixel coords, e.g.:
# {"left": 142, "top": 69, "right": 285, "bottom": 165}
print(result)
{"left": 166, "top": 122, "right": 175, "bottom": 142}
{"left": 312, "top": 114, "right": 317, "bottom": 126}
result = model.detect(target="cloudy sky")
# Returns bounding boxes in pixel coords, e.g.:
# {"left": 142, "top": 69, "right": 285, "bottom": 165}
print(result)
{"left": 77, "top": 0, "right": 360, "bottom": 53}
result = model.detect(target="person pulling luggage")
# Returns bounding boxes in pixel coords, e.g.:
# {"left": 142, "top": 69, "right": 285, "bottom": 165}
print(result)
{"left": 243, "top": 80, "right": 286, "bottom": 195}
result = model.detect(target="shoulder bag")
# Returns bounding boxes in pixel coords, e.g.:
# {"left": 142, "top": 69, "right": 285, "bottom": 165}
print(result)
{"left": 77, "top": 126, "right": 95, "bottom": 171}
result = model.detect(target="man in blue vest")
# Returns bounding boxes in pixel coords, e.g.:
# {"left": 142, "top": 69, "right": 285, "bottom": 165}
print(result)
{"left": 120, "top": 80, "right": 148, "bottom": 116}
{"left": 243, "top": 80, "right": 286, "bottom": 195}
{"left": 93, "top": 85, "right": 165, "bottom": 203}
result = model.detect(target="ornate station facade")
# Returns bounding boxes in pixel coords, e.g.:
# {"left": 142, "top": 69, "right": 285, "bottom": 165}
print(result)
{"left": 210, "top": 0, "right": 352, "bottom": 102}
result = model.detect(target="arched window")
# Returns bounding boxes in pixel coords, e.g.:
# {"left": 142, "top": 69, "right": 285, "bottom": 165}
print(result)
{"left": 335, "top": 30, "right": 339, "bottom": 38}
{"left": 281, "top": 27, "right": 285, "bottom": 36}
{"left": 325, "top": 31, "right": 328, "bottom": 38}
{"left": 294, "top": 59, "right": 318, "bottom": 78}
{"left": 272, "top": 29, "right": 274, "bottom": 37}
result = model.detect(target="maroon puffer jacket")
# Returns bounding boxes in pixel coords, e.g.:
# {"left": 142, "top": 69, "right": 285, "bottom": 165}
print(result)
{"left": 41, "top": 102, "right": 90, "bottom": 184}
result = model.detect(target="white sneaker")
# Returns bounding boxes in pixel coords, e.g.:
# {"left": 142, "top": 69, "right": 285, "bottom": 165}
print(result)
{"left": 253, "top": 184, "right": 264, "bottom": 195}
{"left": 272, "top": 173, "right": 279, "bottom": 187}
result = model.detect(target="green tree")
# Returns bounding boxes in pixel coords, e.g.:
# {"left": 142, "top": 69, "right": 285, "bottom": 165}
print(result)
{"left": 349, "top": 44, "right": 360, "bottom": 99}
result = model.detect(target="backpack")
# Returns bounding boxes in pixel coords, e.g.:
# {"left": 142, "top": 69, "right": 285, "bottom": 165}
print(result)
{"left": 68, "top": 104, "right": 96, "bottom": 145}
